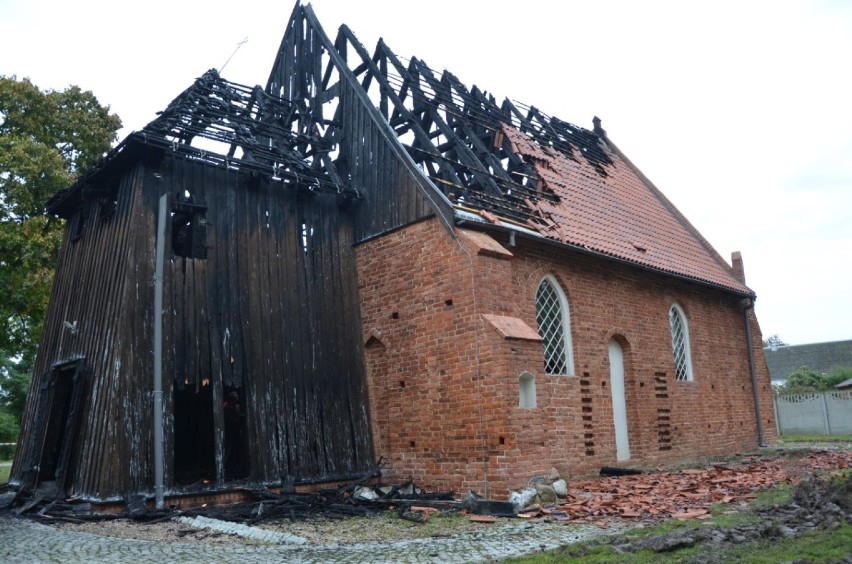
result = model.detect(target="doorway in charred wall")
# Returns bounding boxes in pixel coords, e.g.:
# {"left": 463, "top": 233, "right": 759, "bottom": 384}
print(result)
{"left": 29, "top": 359, "right": 86, "bottom": 492}
{"left": 173, "top": 379, "right": 215, "bottom": 485}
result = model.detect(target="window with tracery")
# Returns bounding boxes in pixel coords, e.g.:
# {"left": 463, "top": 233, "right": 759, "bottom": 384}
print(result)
{"left": 535, "top": 276, "right": 574, "bottom": 375}
{"left": 669, "top": 304, "right": 693, "bottom": 381}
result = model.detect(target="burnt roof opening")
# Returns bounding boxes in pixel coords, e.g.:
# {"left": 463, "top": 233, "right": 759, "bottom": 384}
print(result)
{"left": 48, "top": 69, "right": 359, "bottom": 218}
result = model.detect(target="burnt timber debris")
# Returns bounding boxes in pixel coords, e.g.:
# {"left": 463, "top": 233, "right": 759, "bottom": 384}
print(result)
{"left": 0, "top": 460, "right": 460, "bottom": 524}
{"left": 3, "top": 449, "right": 850, "bottom": 531}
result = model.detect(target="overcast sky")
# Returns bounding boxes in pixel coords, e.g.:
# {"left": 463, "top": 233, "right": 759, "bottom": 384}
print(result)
{"left": 2, "top": 0, "right": 850, "bottom": 346}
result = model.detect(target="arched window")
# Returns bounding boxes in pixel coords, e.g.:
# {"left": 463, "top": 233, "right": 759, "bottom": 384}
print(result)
{"left": 535, "top": 275, "right": 574, "bottom": 375}
{"left": 519, "top": 372, "right": 537, "bottom": 408}
{"left": 668, "top": 304, "right": 693, "bottom": 381}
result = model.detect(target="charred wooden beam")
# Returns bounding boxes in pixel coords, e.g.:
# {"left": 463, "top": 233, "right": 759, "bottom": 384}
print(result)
{"left": 336, "top": 27, "right": 467, "bottom": 192}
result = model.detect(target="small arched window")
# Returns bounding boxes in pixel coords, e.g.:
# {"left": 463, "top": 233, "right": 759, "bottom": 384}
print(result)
{"left": 535, "top": 275, "right": 574, "bottom": 375}
{"left": 668, "top": 303, "right": 694, "bottom": 381}
{"left": 519, "top": 372, "right": 537, "bottom": 408}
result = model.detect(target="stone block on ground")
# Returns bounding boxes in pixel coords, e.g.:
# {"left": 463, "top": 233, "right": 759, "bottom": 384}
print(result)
{"left": 535, "top": 483, "right": 557, "bottom": 504}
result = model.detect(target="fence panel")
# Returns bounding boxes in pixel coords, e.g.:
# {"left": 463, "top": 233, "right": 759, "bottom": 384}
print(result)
{"left": 826, "top": 391, "right": 852, "bottom": 434}
{"left": 774, "top": 391, "right": 852, "bottom": 435}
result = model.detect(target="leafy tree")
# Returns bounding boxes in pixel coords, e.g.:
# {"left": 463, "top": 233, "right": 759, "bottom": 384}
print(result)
{"left": 762, "top": 334, "right": 787, "bottom": 349}
{"left": 0, "top": 358, "right": 29, "bottom": 444}
{"left": 0, "top": 76, "right": 121, "bottom": 437}
{"left": 775, "top": 366, "right": 851, "bottom": 394}
{"left": 0, "top": 76, "right": 121, "bottom": 366}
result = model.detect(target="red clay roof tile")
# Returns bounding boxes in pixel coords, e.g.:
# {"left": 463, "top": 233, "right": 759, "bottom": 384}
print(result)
{"left": 497, "top": 124, "right": 750, "bottom": 295}
{"left": 482, "top": 314, "right": 542, "bottom": 342}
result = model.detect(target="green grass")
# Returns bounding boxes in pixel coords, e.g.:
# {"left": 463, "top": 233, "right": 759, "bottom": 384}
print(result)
{"left": 504, "top": 479, "right": 851, "bottom": 564}
{"left": 508, "top": 524, "right": 852, "bottom": 563}
{"left": 0, "top": 460, "right": 11, "bottom": 483}
{"left": 778, "top": 433, "right": 852, "bottom": 443}
{"left": 714, "top": 524, "right": 852, "bottom": 563}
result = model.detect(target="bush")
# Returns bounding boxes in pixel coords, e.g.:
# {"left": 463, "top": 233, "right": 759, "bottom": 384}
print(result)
{"left": 775, "top": 366, "right": 850, "bottom": 395}
{"left": 827, "top": 366, "right": 852, "bottom": 388}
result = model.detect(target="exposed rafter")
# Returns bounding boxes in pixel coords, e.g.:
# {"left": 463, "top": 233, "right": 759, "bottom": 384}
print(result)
{"left": 265, "top": 4, "right": 613, "bottom": 226}
{"left": 143, "top": 69, "right": 353, "bottom": 196}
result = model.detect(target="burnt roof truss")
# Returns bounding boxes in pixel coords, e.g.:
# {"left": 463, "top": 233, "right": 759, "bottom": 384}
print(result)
{"left": 143, "top": 69, "right": 355, "bottom": 197}
{"left": 265, "top": 4, "right": 613, "bottom": 226}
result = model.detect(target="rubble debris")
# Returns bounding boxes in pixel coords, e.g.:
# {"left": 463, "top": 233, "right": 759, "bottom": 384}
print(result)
{"left": 461, "top": 490, "right": 481, "bottom": 510}
{"left": 559, "top": 450, "right": 852, "bottom": 524}
{"left": 0, "top": 491, "right": 17, "bottom": 509}
{"left": 547, "top": 467, "right": 562, "bottom": 483}
{"left": 512, "top": 467, "right": 570, "bottom": 510}
{"left": 4, "top": 448, "right": 848, "bottom": 534}
{"left": 552, "top": 479, "right": 569, "bottom": 497}
{"left": 352, "top": 486, "right": 379, "bottom": 502}
{"left": 612, "top": 472, "right": 852, "bottom": 557}
{"left": 509, "top": 488, "right": 537, "bottom": 511}
{"left": 175, "top": 515, "right": 308, "bottom": 544}
{"left": 396, "top": 505, "right": 430, "bottom": 524}
{"left": 465, "top": 500, "right": 517, "bottom": 518}
{"left": 535, "top": 483, "right": 558, "bottom": 503}
{"left": 0, "top": 457, "right": 467, "bottom": 524}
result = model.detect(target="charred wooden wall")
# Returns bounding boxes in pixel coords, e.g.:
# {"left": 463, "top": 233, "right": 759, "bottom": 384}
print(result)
{"left": 13, "top": 160, "right": 156, "bottom": 497}
{"left": 337, "top": 75, "right": 438, "bottom": 242}
{"left": 14, "top": 151, "right": 374, "bottom": 500}
{"left": 161, "top": 155, "right": 373, "bottom": 485}
{"left": 265, "top": 4, "right": 442, "bottom": 244}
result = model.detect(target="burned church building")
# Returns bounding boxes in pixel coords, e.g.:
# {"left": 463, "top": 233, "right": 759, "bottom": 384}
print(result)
{"left": 12, "top": 3, "right": 774, "bottom": 505}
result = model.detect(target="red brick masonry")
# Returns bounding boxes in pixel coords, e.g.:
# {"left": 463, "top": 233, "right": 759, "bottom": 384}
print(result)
{"left": 356, "top": 218, "right": 775, "bottom": 498}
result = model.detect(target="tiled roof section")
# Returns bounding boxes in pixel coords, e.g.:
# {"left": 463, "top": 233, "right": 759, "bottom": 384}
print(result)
{"left": 764, "top": 340, "right": 852, "bottom": 381}
{"left": 457, "top": 229, "right": 514, "bottom": 259}
{"left": 499, "top": 124, "right": 750, "bottom": 295}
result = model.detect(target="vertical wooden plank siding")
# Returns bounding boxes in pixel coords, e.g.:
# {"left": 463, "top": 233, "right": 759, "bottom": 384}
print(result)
{"left": 14, "top": 152, "right": 375, "bottom": 500}
{"left": 161, "top": 157, "right": 374, "bottom": 486}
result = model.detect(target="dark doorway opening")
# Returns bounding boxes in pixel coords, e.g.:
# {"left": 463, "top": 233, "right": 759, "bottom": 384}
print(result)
{"left": 34, "top": 359, "right": 86, "bottom": 492}
{"left": 223, "top": 385, "right": 249, "bottom": 480}
{"left": 173, "top": 381, "right": 215, "bottom": 485}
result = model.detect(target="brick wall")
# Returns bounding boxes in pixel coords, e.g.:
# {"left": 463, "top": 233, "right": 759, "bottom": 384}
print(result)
{"left": 355, "top": 217, "right": 776, "bottom": 498}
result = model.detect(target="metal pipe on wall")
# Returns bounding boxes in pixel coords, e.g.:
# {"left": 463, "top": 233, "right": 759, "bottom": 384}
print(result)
{"left": 743, "top": 298, "right": 767, "bottom": 448}
{"left": 153, "top": 191, "right": 168, "bottom": 509}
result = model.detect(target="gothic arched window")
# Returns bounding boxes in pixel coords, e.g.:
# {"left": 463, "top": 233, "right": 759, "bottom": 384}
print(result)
{"left": 535, "top": 276, "right": 574, "bottom": 375}
{"left": 669, "top": 303, "right": 694, "bottom": 381}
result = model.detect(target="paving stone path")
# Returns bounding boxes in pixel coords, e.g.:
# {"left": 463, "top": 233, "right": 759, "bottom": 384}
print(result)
{"left": 0, "top": 514, "right": 618, "bottom": 563}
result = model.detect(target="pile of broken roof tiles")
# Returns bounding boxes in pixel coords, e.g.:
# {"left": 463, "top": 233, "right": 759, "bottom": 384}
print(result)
{"left": 519, "top": 450, "right": 852, "bottom": 524}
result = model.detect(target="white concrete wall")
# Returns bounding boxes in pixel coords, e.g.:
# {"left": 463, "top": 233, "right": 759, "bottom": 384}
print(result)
{"left": 775, "top": 391, "right": 852, "bottom": 435}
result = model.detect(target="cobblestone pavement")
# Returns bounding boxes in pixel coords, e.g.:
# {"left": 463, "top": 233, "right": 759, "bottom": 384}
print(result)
{"left": 0, "top": 514, "right": 618, "bottom": 563}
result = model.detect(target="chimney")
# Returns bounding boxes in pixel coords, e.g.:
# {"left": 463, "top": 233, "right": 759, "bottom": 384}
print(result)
{"left": 731, "top": 251, "right": 746, "bottom": 284}
{"left": 592, "top": 116, "right": 606, "bottom": 138}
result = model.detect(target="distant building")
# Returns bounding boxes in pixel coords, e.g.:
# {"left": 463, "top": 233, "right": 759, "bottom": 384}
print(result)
{"left": 764, "top": 339, "right": 852, "bottom": 383}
